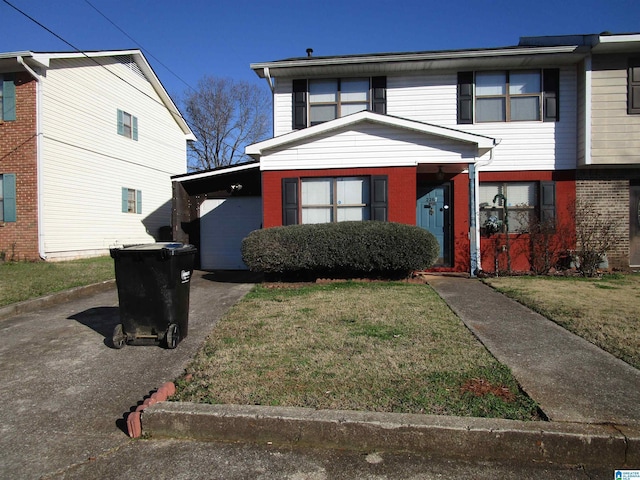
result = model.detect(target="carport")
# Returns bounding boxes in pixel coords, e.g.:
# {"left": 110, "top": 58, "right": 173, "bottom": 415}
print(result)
{"left": 171, "top": 162, "right": 262, "bottom": 270}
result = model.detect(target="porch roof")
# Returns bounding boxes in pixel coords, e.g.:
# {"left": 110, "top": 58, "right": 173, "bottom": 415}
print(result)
{"left": 245, "top": 111, "right": 498, "bottom": 159}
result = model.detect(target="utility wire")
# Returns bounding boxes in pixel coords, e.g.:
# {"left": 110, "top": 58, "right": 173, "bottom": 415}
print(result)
{"left": 1, "top": 0, "right": 187, "bottom": 121}
{"left": 82, "top": 0, "right": 195, "bottom": 92}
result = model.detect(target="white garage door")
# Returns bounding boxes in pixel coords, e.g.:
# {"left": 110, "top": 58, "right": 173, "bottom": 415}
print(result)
{"left": 199, "top": 197, "right": 262, "bottom": 270}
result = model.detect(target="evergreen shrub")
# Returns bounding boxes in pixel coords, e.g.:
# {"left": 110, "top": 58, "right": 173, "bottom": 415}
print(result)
{"left": 241, "top": 221, "right": 439, "bottom": 278}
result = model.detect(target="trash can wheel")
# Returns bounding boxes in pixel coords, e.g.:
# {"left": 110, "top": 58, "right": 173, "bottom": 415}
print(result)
{"left": 112, "top": 324, "right": 126, "bottom": 349}
{"left": 166, "top": 323, "right": 180, "bottom": 349}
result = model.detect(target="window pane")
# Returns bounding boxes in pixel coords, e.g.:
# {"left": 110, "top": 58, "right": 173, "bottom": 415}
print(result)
{"left": 476, "top": 98, "right": 505, "bottom": 122}
{"left": 123, "top": 112, "right": 132, "bottom": 138}
{"left": 479, "top": 184, "right": 502, "bottom": 206}
{"left": 340, "top": 78, "right": 369, "bottom": 102}
{"left": 302, "top": 179, "right": 331, "bottom": 205}
{"left": 127, "top": 189, "right": 136, "bottom": 213}
{"left": 309, "top": 79, "right": 338, "bottom": 102}
{"left": 341, "top": 103, "right": 368, "bottom": 116}
{"left": 338, "top": 207, "right": 367, "bottom": 221}
{"left": 310, "top": 105, "right": 337, "bottom": 124}
{"left": 508, "top": 209, "right": 534, "bottom": 232}
{"left": 506, "top": 182, "right": 536, "bottom": 206}
{"left": 302, "top": 207, "right": 332, "bottom": 224}
{"left": 511, "top": 96, "right": 540, "bottom": 121}
{"left": 337, "top": 177, "right": 368, "bottom": 204}
{"left": 509, "top": 71, "right": 540, "bottom": 94}
{"left": 476, "top": 72, "right": 506, "bottom": 95}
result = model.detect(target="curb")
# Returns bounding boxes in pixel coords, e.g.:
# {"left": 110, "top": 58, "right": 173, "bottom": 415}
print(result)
{"left": 0, "top": 280, "right": 116, "bottom": 322}
{"left": 142, "top": 401, "right": 640, "bottom": 468}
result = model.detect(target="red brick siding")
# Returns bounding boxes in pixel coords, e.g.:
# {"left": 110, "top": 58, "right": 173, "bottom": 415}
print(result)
{"left": 477, "top": 171, "right": 576, "bottom": 273}
{"left": 262, "top": 167, "right": 416, "bottom": 228}
{"left": 0, "top": 73, "right": 39, "bottom": 261}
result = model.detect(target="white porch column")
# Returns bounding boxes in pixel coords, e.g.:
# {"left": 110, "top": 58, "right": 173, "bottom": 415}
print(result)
{"left": 468, "top": 162, "right": 481, "bottom": 276}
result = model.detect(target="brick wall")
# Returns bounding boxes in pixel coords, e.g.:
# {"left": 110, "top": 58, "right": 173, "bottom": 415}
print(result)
{"left": 0, "top": 72, "right": 39, "bottom": 261}
{"left": 576, "top": 169, "right": 640, "bottom": 269}
{"left": 261, "top": 167, "right": 417, "bottom": 228}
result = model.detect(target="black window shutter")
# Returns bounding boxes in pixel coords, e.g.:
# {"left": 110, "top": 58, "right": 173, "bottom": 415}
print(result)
{"left": 540, "top": 181, "right": 556, "bottom": 228}
{"left": 457, "top": 72, "right": 473, "bottom": 124}
{"left": 372, "top": 76, "right": 387, "bottom": 115}
{"left": 370, "top": 176, "right": 388, "bottom": 221}
{"left": 292, "top": 79, "right": 307, "bottom": 129}
{"left": 628, "top": 59, "right": 640, "bottom": 114}
{"left": 282, "top": 178, "right": 299, "bottom": 225}
{"left": 543, "top": 69, "right": 560, "bottom": 122}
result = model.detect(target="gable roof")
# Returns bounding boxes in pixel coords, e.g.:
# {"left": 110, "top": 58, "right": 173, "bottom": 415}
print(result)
{"left": 0, "top": 49, "right": 195, "bottom": 140}
{"left": 245, "top": 111, "right": 498, "bottom": 158}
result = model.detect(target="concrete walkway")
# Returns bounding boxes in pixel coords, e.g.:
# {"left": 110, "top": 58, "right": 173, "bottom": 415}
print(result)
{"left": 426, "top": 275, "right": 640, "bottom": 425}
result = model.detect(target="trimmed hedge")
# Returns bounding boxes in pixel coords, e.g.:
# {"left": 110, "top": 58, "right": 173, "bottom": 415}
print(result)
{"left": 241, "top": 221, "right": 439, "bottom": 278}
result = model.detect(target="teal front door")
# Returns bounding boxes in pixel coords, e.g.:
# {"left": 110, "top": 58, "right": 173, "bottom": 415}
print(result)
{"left": 417, "top": 184, "right": 451, "bottom": 266}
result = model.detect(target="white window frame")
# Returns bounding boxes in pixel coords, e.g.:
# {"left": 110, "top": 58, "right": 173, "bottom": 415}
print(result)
{"left": 479, "top": 182, "right": 538, "bottom": 233}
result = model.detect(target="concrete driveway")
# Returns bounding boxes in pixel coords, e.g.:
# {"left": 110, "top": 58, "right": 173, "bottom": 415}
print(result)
{"left": 0, "top": 271, "right": 253, "bottom": 479}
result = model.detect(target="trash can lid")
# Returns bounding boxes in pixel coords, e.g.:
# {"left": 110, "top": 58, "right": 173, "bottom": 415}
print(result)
{"left": 111, "top": 242, "right": 197, "bottom": 255}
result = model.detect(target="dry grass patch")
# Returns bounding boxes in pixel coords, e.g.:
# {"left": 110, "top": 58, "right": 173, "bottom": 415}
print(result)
{"left": 176, "top": 282, "right": 540, "bottom": 420}
{"left": 484, "top": 274, "right": 640, "bottom": 369}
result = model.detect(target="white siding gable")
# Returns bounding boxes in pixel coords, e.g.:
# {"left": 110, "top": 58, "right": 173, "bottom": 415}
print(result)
{"left": 39, "top": 55, "right": 188, "bottom": 259}
{"left": 260, "top": 121, "right": 480, "bottom": 171}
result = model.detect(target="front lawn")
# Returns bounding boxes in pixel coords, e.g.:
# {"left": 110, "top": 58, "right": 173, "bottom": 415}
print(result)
{"left": 484, "top": 274, "right": 640, "bottom": 370}
{"left": 175, "top": 282, "right": 541, "bottom": 420}
{"left": 0, "top": 256, "right": 115, "bottom": 307}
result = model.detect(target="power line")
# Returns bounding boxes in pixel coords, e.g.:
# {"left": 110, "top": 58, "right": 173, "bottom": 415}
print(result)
{"left": 1, "top": 0, "right": 187, "bottom": 121}
{"left": 82, "top": 0, "right": 195, "bottom": 93}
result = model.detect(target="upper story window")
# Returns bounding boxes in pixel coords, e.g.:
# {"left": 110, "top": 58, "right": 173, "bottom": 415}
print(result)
{"left": 1, "top": 74, "right": 16, "bottom": 122}
{"left": 117, "top": 109, "right": 138, "bottom": 140}
{"left": 292, "top": 77, "right": 386, "bottom": 129}
{"left": 628, "top": 58, "right": 640, "bottom": 114}
{"left": 308, "top": 78, "right": 370, "bottom": 126}
{"left": 458, "top": 69, "right": 559, "bottom": 124}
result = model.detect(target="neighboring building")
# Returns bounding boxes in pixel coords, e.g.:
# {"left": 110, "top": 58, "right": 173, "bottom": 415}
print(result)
{"left": 173, "top": 33, "right": 640, "bottom": 274}
{"left": 0, "top": 50, "right": 194, "bottom": 261}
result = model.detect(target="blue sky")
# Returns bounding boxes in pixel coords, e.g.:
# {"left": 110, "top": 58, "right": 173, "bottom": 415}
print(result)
{"left": 1, "top": 0, "right": 638, "bottom": 100}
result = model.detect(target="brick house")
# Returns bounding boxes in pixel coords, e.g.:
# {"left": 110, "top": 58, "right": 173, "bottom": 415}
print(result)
{"left": 0, "top": 50, "right": 194, "bottom": 261}
{"left": 172, "top": 33, "right": 640, "bottom": 274}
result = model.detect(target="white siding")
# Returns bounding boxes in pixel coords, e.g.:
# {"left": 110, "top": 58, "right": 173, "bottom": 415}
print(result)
{"left": 260, "top": 122, "right": 478, "bottom": 171}
{"left": 271, "top": 67, "right": 578, "bottom": 172}
{"left": 39, "top": 56, "right": 188, "bottom": 259}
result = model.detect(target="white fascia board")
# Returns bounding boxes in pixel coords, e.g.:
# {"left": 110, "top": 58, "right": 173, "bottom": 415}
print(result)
{"left": 27, "top": 50, "right": 195, "bottom": 140}
{"left": 251, "top": 45, "right": 582, "bottom": 77}
{"left": 245, "top": 111, "right": 497, "bottom": 156}
{"left": 172, "top": 162, "right": 260, "bottom": 182}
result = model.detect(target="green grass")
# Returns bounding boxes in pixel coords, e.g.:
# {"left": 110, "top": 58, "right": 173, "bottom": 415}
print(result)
{"left": 0, "top": 256, "right": 115, "bottom": 307}
{"left": 175, "top": 282, "right": 541, "bottom": 420}
{"left": 484, "top": 274, "right": 640, "bottom": 369}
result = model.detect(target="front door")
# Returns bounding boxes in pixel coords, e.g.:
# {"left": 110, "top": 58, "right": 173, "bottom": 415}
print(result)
{"left": 630, "top": 184, "right": 640, "bottom": 266}
{"left": 417, "top": 184, "right": 451, "bottom": 266}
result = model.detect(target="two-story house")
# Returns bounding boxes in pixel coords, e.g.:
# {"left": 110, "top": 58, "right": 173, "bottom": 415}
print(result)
{"left": 0, "top": 50, "right": 194, "bottom": 261}
{"left": 172, "top": 33, "right": 640, "bottom": 274}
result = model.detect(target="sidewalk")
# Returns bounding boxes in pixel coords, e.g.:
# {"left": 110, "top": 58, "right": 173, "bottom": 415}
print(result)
{"left": 425, "top": 275, "right": 640, "bottom": 425}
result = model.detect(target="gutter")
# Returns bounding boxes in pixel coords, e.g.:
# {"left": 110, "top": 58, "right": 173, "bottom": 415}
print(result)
{"left": 17, "top": 56, "right": 46, "bottom": 260}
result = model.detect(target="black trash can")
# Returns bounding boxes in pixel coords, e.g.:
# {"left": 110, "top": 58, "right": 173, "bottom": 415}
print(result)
{"left": 110, "top": 242, "right": 197, "bottom": 349}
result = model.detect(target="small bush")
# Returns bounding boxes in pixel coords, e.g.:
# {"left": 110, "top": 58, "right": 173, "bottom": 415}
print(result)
{"left": 242, "top": 221, "right": 439, "bottom": 278}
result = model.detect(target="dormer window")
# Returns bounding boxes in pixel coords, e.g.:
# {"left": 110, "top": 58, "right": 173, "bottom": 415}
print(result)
{"left": 293, "top": 77, "right": 386, "bottom": 129}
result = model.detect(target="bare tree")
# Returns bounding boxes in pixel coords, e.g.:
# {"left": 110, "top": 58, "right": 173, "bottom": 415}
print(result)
{"left": 183, "top": 76, "right": 270, "bottom": 170}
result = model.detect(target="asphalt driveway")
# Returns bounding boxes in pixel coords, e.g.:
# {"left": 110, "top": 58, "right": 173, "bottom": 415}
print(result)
{"left": 0, "top": 271, "right": 254, "bottom": 479}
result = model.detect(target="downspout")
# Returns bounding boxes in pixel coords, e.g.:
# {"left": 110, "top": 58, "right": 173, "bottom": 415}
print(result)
{"left": 17, "top": 56, "right": 46, "bottom": 260}
{"left": 584, "top": 55, "right": 592, "bottom": 166}
{"left": 263, "top": 67, "right": 274, "bottom": 92}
